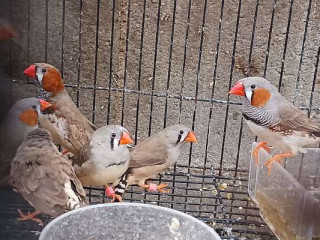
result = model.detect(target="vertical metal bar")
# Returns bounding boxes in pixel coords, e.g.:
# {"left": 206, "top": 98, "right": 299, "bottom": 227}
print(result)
{"left": 163, "top": 0, "right": 177, "bottom": 128}
{"left": 308, "top": 27, "right": 320, "bottom": 117}
{"left": 148, "top": 0, "right": 162, "bottom": 137}
{"left": 76, "top": 0, "right": 83, "bottom": 108}
{"left": 184, "top": 0, "right": 208, "bottom": 212}
{"left": 107, "top": 0, "right": 116, "bottom": 125}
{"left": 157, "top": 0, "right": 178, "bottom": 206}
{"left": 293, "top": 0, "right": 312, "bottom": 104}
{"left": 178, "top": 0, "right": 192, "bottom": 123}
{"left": 131, "top": 0, "right": 147, "bottom": 202}
{"left": 201, "top": 0, "right": 225, "bottom": 219}
{"left": 92, "top": 0, "right": 101, "bottom": 124}
{"left": 134, "top": 0, "right": 147, "bottom": 144}
{"left": 218, "top": 0, "right": 242, "bottom": 175}
{"left": 263, "top": 0, "right": 277, "bottom": 78}
{"left": 171, "top": 0, "right": 192, "bottom": 209}
{"left": 235, "top": 0, "right": 259, "bottom": 222}
{"left": 61, "top": 0, "right": 66, "bottom": 78}
{"left": 26, "top": 0, "right": 31, "bottom": 84}
{"left": 121, "top": 0, "right": 131, "bottom": 126}
{"left": 45, "top": 0, "right": 48, "bottom": 62}
{"left": 278, "top": 0, "right": 294, "bottom": 92}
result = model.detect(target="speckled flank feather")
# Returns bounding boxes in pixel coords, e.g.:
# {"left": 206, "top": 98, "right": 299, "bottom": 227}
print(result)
{"left": 10, "top": 128, "right": 87, "bottom": 217}
{"left": 39, "top": 89, "right": 96, "bottom": 154}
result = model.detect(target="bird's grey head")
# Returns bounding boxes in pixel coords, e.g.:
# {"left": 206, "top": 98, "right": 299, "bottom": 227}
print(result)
{"left": 93, "top": 125, "right": 133, "bottom": 151}
{"left": 162, "top": 124, "right": 197, "bottom": 147}
{"left": 229, "top": 77, "right": 281, "bottom": 109}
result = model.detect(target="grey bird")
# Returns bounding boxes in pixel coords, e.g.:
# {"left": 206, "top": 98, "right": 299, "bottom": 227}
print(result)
{"left": 229, "top": 77, "right": 320, "bottom": 174}
{"left": 72, "top": 125, "right": 133, "bottom": 202}
{"left": 11, "top": 128, "right": 87, "bottom": 226}
{"left": 0, "top": 98, "right": 51, "bottom": 185}
{"left": 114, "top": 124, "right": 197, "bottom": 201}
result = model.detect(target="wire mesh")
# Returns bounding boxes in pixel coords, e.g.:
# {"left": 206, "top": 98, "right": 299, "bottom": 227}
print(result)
{"left": 1, "top": 0, "right": 320, "bottom": 239}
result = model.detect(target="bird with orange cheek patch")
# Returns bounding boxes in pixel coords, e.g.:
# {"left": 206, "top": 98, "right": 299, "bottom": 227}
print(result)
{"left": 229, "top": 77, "right": 320, "bottom": 175}
{"left": 23, "top": 63, "right": 97, "bottom": 154}
{"left": 0, "top": 98, "right": 52, "bottom": 186}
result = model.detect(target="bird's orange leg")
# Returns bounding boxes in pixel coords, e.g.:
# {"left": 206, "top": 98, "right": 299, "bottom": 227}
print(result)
{"left": 264, "top": 152, "right": 294, "bottom": 176}
{"left": 252, "top": 141, "right": 271, "bottom": 165}
{"left": 139, "top": 183, "right": 169, "bottom": 193}
{"left": 62, "top": 150, "right": 69, "bottom": 155}
{"left": 105, "top": 186, "right": 122, "bottom": 202}
{"left": 17, "top": 209, "right": 43, "bottom": 226}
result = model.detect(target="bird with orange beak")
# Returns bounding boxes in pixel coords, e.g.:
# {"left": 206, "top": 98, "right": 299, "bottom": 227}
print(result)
{"left": 23, "top": 63, "right": 97, "bottom": 154}
{"left": 114, "top": 124, "right": 197, "bottom": 201}
{"left": 72, "top": 125, "right": 133, "bottom": 202}
{"left": 0, "top": 98, "right": 52, "bottom": 186}
{"left": 229, "top": 77, "right": 320, "bottom": 175}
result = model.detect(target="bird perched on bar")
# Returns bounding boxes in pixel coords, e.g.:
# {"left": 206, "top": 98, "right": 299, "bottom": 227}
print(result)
{"left": 23, "top": 63, "right": 97, "bottom": 154}
{"left": 0, "top": 98, "right": 51, "bottom": 186}
{"left": 114, "top": 124, "right": 197, "bottom": 201}
{"left": 229, "top": 77, "right": 320, "bottom": 174}
{"left": 72, "top": 125, "right": 133, "bottom": 202}
{"left": 11, "top": 124, "right": 87, "bottom": 226}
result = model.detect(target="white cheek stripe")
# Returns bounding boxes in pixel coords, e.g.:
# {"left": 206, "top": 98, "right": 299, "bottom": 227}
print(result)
{"left": 245, "top": 89, "right": 252, "bottom": 104}
{"left": 36, "top": 72, "right": 43, "bottom": 84}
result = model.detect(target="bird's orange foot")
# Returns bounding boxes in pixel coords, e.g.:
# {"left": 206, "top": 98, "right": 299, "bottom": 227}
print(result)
{"left": 110, "top": 193, "right": 123, "bottom": 203}
{"left": 17, "top": 209, "right": 43, "bottom": 226}
{"left": 140, "top": 183, "right": 169, "bottom": 193}
{"left": 264, "top": 152, "right": 294, "bottom": 176}
{"left": 252, "top": 141, "right": 271, "bottom": 165}
{"left": 62, "top": 150, "right": 69, "bottom": 154}
{"left": 105, "top": 186, "right": 122, "bottom": 202}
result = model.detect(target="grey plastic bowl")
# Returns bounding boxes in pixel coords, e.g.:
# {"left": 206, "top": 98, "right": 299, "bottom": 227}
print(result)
{"left": 39, "top": 203, "right": 221, "bottom": 240}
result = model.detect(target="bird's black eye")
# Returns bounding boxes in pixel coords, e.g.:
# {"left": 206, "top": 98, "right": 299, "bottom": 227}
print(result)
{"left": 179, "top": 130, "right": 184, "bottom": 135}
{"left": 42, "top": 68, "right": 47, "bottom": 73}
{"left": 32, "top": 105, "right": 36, "bottom": 109}
{"left": 251, "top": 84, "right": 256, "bottom": 89}
{"left": 111, "top": 133, "right": 116, "bottom": 138}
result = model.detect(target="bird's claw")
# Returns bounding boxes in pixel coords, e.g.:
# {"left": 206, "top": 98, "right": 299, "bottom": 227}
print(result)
{"left": 110, "top": 193, "right": 123, "bottom": 203}
{"left": 252, "top": 141, "right": 271, "bottom": 165}
{"left": 264, "top": 152, "right": 294, "bottom": 176}
{"left": 17, "top": 209, "right": 43, "bottom": 226}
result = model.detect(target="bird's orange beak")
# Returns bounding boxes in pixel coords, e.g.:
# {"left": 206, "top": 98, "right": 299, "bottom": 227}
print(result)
{"left": 119, "top": 132, "right": 133, "bottom": 145}
{"left": 184, "top": 131, "right": 197, "bottom": 143}
{"left": 39, "top": 99, "right": 52, "bottom": 112}
{"left": 23, "top": 65, "right": 36, "bottom": 78}
{"left": 229, "top": 81, "right": 245, "bottom": 96}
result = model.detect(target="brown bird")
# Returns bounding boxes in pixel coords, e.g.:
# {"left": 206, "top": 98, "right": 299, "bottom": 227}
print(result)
{"left": 11, "top": 127, "right": 87, "bottom": 226}
{"left": 0, "top": 98, "right": 51, "bottom": 185}
{"left": 114, "top": 124, "right": 197, "bottom": 201}
{"left": 73, "top": 125, "right": 133, "bottom": 202}
{"left": 229, "top": 77, "right": 320, "bottom": 174}
{"left": 23, "top": 63, "right": 97, "bottom": 154}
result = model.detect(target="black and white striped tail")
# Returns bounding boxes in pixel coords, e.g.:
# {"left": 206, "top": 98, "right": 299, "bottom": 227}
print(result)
{"left": 114, "top": 172, "right": 129, "bottom": 202}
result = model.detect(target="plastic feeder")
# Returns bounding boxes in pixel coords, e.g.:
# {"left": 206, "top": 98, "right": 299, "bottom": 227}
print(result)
{"left": 249, "top": 143, "right": 320, "bottom": 240}
{"left": 39, "top": 202, "right": 221, "bottom": 240}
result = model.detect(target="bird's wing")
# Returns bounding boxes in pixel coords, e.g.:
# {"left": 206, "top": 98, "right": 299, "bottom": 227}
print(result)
{"left": 129, "top": 137, "right": 168, "bottom": 168}
{"left": 276, "top": 104, "right": 320, "bottom": 134}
